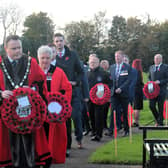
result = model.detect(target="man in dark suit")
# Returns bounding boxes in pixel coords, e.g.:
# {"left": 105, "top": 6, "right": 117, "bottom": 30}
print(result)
{"left": 53, "top": 33, "right": 84, "bottom": 155}
{"left": 149, "top": 54, "right": 168, "bottom": 126}
{"left": 107, "top": 50, "right": 132, "bottom": 137}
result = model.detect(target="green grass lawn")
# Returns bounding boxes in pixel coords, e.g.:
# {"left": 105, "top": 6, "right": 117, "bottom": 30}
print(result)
{"left": 89, "top": 100, "right": 168, "bottom": 164}
{"left": 89, "top": 131, "right": 168, "bottom": 164}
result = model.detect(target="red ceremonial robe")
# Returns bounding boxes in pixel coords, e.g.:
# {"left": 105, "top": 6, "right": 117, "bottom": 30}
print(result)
{"left": 0, "top": 57, "right": 51, "bottom": 167}
{"left": 48, "top": 67, "right": 72, "bottom": 164}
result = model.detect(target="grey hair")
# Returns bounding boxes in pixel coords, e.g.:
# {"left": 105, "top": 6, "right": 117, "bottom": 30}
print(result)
{"left": 154, "top": 54, "right": 162, "bottom": 59}
{"left": 37, "top": 45, "right": 53, "bottom": 59}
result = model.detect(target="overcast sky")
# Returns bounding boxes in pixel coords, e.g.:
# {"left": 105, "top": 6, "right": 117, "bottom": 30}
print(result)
{"left": 0, "top": 0, "right": 168, "bottom": 42}
{"left": 13, "top": 0, "right": 168, "bottom": 24}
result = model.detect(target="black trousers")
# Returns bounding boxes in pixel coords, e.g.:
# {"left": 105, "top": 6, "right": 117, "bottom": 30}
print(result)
{"left": 149, "top": 95, "right": 165, "bottom": 125}
{"left": 9, "top": 131, "right": 35, "bottom": 168}
{"left": 110, "top": 94, "right": 129, "bottom": 133}
{"left": 103, "top": 102, "right": 110, "bottom": 129}
{"left": 88, "top": 101, "right": 104, "bottom": 138}
{"left": 66, "top": 118, "right": 72, "bottom": 149}
{"left": 81, "top": 101, "right": 91, "bottom": 132}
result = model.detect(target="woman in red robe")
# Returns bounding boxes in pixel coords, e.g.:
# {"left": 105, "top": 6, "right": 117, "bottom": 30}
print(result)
{"left": 37, "top": 45, "right": 72, "bottom": 164}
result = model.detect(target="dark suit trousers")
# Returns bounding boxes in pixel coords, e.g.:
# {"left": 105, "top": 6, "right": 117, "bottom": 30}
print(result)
{"left": 81, "top": 101, "right": 91, "bottom": 131}
{"left": 88, "top": 101, "right": 104, "bottom": 138}
{"left": 103, "top": 102, "right": 110, "bottom": 129}
{"left": 9, "top": 131, "right": 35, "bottom": 168}
{"left": 66, "top": 118, "right": 72, "bottom": 149}
{"left": 149, "top": 95, "right": 165, "bottom": 125}
{"left": 110, "top": 94, "right": 129, "bottom": 132}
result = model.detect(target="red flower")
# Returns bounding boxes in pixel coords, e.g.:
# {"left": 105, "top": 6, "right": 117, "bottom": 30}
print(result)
{"left": 143, "top": 81, "right": 160, "bottom": 99}
{"left": 90, "top": 83, "right": 111, "bottom": 105}
{"left": 122, "top": 64, "right": 125, "bottom": 68}
{"left": 65, "top": 57, "right": 69, "bottom": 61}
{"left": 1, "top": 87, "right": 46, "bottom": 134}
{"left": 46, "top": 92, "right": 72, "bottom": 123}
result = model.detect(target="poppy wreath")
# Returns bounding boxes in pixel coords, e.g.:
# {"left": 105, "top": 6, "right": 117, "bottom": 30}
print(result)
{"left": 143, "top": 81, "right": 160, "bottom": 99}
{"left": 46, "top": 92, "right": 72, "bottom": 123}
{"left": 1, "top": 87, "right": 46, "bottom": 134}
{"left": 90, "top": 83, "right": 111, "bottom": 105}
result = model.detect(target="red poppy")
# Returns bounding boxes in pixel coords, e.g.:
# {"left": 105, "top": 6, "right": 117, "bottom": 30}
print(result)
{"left": 122, "top": 64, "right": 125, "bottom": 68}
{"left": 90, "top": 83, "right": 111, "bottom": 105}
{"left": 1, "top": 87, "right": 46, "bottom": 134}
{"left": 143, "top": 81, "right": 160, "bottom": 99}
{"left": 65, "top": 57, "right": 69, "bottom": 61}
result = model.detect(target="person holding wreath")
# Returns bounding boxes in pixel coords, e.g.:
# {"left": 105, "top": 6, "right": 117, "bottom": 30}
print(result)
{"left": 148, "top": 54, "right": 168, "bottom": 126}
{"left": 37, "top": 45, "right": 72, "bottom": 164}
{"left": 0, "top": 35, "right": 51, "bottom": 168}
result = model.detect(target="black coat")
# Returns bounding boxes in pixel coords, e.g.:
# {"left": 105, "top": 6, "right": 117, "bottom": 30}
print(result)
{"left": 149, "top": 63, "right": 168, "bottom": 97}
{"left": 87, "top": 66, "right": 110, "bottom": 90}
{"left": 56, "top": 46, "right": 84, "bottom": 86}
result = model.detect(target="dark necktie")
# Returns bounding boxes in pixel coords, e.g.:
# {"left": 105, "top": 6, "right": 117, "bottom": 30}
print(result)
{"left": 11, "top": 60, "right": 19, "bottom": 84}
{"left": 12, "top": 60, "right": 17, "bottom": 68}
{"left": 155, "top": 66, "right": 158, "bottom": 72}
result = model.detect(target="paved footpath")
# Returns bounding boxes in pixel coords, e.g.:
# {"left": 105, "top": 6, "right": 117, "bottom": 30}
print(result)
{"left": 51, "top": 128, "right": 142, "bottom": 168}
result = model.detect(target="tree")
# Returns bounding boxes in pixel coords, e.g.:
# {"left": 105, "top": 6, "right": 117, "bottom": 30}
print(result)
{"left": 0, "top": 2, "right": 23, "bottom": 44}
{"left": 93, "top": 11, "right": 109, "bottom": 46}
{"left": 22, "top": 12, "right": 55, "bottom": 57}
{"left": 64, "top": 20, "right": 97, "bottom": 61}
{"left": 157, "top": 21, "right": 168, "bottom": 64}
{"left": 125, "top": 17, "right": 152, "bottom": 68}
{"left": 108, "top": 16, "right": 128, "bottom": 50}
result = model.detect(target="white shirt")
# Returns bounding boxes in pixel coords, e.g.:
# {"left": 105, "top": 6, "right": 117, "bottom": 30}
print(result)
{"left": 51, "top": 59, "right": 56, "bottom": 66}
{"left": 57, "top": 48, "right": 65, "bottom": 57}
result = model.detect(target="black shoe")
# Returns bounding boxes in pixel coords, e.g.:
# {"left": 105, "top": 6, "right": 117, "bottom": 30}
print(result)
{"left": 66, "top": 149, "right": 70, "bottom": 157}
{"left": 133, "top": 122, "right": 139, "bottom": 127}
{"left": 117, "top": 127, "right": 123, "bottom": 133}
{"left": 91, "top": 135, "right": 100, "bottom": 141}
{"left": 83, "top": 129, "right": 90, "bottom": 136}
{"left": 104, "top": 131, "right": 113, "bottom": 137}
{"left": 122, "top": 131, "right": 129, "bottom": 137}
{"left": 90, "top": 132, "right": 96, "bottom": 137}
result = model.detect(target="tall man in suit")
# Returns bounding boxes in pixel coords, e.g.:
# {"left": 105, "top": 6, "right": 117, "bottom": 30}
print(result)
{"left": 53, "top": 33, "right": 84, "bottom": 156}
{"left": 107, "top": 50, "right": 132, "bottom": 137}
{"left": 149, "top": 54, "right": 168, "bottom": 126}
